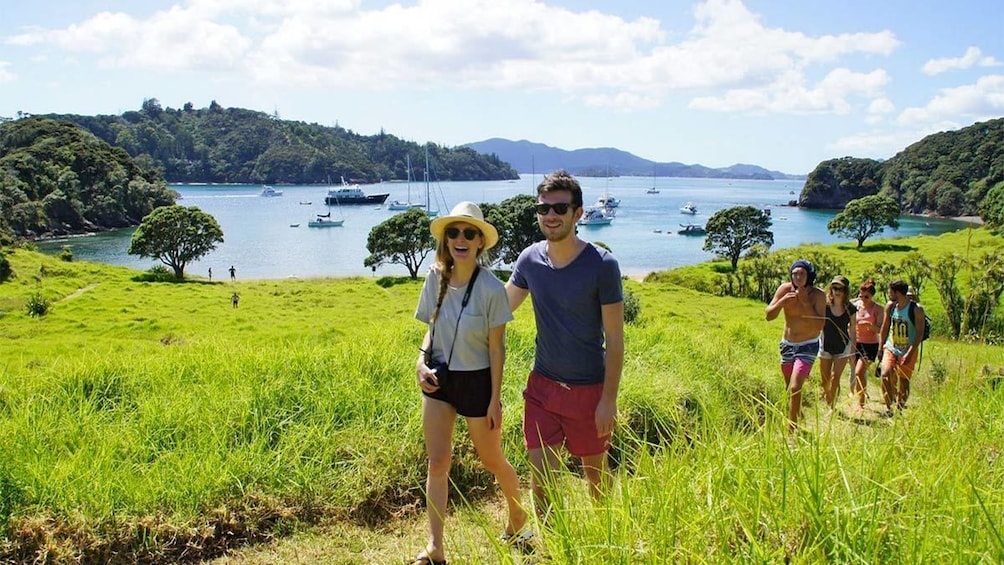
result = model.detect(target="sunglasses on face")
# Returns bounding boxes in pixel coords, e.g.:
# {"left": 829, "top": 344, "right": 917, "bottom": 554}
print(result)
{"left": 445, "top": 227, "right": 480, "bottom": 240}
{"left": 534, "top": 202, "right": 573, "bottom": 215}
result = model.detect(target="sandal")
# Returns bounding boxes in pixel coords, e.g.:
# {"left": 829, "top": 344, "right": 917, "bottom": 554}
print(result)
{"left": 409, "top": 552, "right": 447, "bottom": 565}
{"left": 500, "top": 527, "right": 534, "bottom": 544}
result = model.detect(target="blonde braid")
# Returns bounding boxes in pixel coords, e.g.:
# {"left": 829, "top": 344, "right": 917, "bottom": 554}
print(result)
{"left": 430, "top": 255, "right": 454, "bottom": 325}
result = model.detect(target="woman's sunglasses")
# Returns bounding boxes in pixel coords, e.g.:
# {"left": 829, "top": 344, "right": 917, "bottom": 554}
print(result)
{"left": 445, "top": 227, "right": 480, "bottom": 240}
{"left": 534, "top": 202, "right": 572, "bottom": 215}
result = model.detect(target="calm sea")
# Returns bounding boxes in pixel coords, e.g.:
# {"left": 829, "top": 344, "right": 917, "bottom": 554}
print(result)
{"left": 38, "top": 177, "right": 968, "bottom": 280}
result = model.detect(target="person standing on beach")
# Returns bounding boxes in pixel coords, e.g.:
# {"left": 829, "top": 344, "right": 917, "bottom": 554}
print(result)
{"left": 851, "top": 280, "right": 883, "bottom": 412}
{"left": 818, "top": 276, "right": 856, "bottom": 408}
{"left": 208, "top": 267, "right": 213, "bottom": 281}
{"left": 765, "top": 260, "right": 826, "bottom": 430}
{"left": 878, "top": 279, "right": 925, "bottom": 413}
{"left": 229, "top": 265, "right": 236, "bottom": 281}
{"left": 505, "top": 170, "right": 625, "bottom": 512}
{"left": 411, "top": 202, "right": 527, "bottom": 565}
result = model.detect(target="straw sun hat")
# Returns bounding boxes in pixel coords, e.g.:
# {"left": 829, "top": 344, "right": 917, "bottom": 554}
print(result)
{"left": 430, "top": 201, "right": 499, "bottom": 250}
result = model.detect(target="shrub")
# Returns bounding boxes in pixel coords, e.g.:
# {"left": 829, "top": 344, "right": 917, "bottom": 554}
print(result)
{"left": 25, "top": 292, "right": 50, "bottom": 317}
{"left": 0, "top": 252, "right": 11, "bottom": 283}
{"left": 623, "top": 287, "right": 641, "bottom": 325}
{"left": 57, "top": 246, "right": 73, "bottom": 262}
{"left": 131, "top": 264, "right": 180, "bottom": 283}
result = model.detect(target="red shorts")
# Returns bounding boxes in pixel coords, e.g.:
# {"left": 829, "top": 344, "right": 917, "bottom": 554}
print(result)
{"left": 523, "top": 371, "right": 610, "bottom": 458}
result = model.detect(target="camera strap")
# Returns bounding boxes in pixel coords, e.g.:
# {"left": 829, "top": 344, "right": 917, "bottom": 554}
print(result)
{"left": 429, "top": 266, "right": 480, "bottom": 367}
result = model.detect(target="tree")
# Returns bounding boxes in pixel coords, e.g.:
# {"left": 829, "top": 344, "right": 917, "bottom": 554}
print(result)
{"left": 364, "top": 208, "right": 435, "bottom": 279}
{"left": 826, "top": 194, "right": 900, "bottom": 248}
{"left": 979, "top": 181, "right": 1004, "bottom": 232}
{"left": 127, "top": 205, "right": 223, "bottom": 279}
{"left": 703, "top": 206, "right": 774, "bottom": 270}
{"left": 482, "top": 194, "right": 542, "bottom": 266}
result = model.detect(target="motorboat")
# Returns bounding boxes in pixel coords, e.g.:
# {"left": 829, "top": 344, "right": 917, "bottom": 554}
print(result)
{"left": 324, "top": 177, "right": 389, "bottom": 205}
{"left": 678, "top": 223, "right": 706, "bottom": 235}
{"left": 680, "top": 202, "right": 698, "bottom": 215}
{"left": 646, "top": 187, "right": 660, "bottom": 194}
{"left": 289, "top": 223, "right": 300, "bottom": 228}
{"left": 595, "top": 194, "right": 620, "bottom": 208}
{"left": 260, "top": 185, "right": 283, "bottom": 197}
{"left": 299, "top": 201, "right": 312, "bottom": 205}
{"left": 577, "top": 206, "right": 615, "bottom": 226}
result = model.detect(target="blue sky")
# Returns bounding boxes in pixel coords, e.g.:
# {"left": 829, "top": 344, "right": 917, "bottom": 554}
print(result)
{"left": 0, "top": 0, "right": 1001, "bottom": 174}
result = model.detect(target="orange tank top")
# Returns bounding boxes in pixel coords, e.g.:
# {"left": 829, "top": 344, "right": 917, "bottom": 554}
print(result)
{"left": 855, "top": 301, "right": 881, "bottom": 343}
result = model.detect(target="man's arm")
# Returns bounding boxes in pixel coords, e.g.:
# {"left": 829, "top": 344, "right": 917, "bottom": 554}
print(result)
{"left": 504, "top": 281, "right": 530, "bottom": 312}
{"left": 765, "top": 283, "right": 792, "bottom": 321}
{"left": 595, "top": 301, "right": 624, "bottom": 438}
{"left": 878, "top": 302, "right": 893, "bottom": 348}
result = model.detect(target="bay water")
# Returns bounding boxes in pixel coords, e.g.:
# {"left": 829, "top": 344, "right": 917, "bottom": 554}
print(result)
{"left": 39, "top": 177, "right": 968, "bottom": 280}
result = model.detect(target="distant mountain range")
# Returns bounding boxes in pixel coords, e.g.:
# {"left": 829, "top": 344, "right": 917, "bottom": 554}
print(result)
{"left": 463, "top": 138, "right": 804, "bottom": 180}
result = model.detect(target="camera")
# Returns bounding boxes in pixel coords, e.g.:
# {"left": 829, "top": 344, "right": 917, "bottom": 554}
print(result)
{"left": 425, "top": 359, "right": 450, "bottom": 386}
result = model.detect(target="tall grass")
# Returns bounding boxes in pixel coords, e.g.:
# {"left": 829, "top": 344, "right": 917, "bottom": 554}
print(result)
{"left": 0, "top": 229, "right": 1002, "bottom": 563}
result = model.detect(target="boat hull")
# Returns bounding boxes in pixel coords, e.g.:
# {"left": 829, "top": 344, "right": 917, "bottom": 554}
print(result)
{"left": 308, "top": 220, "right": 345, "bottom": 227}
{"left": 324, "top": 194, "right": 389, "bottom": 205}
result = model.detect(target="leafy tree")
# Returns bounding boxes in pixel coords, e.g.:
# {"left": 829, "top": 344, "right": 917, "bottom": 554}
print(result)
{"left": 127, "top": 205, "right": 223, "bottom": 279}
{"left": 703, "top": 206, "right": 774, "bottom": 270}
{"left": 826, "top": 194, "right": 900, "bottom": 248}
{"left": 979, "top": 181, "right": 1004, "bottom": 232}
{"left": 364, "top": 208, "right": 435, "bottom": 279}
{"left": 482, "top": 194, "right": 542, "bottom": 266}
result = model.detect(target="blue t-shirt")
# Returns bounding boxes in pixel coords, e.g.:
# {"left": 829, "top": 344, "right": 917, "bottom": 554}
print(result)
{"left": 510, "top": 241, "right": 622, "bottom": 385}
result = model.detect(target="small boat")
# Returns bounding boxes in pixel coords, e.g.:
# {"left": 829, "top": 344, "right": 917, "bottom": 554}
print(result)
{"left": 577, "top": 206, "right": 615, "bottom": 226}
{"left": 324, "top": 177, "right": 389, "bottom": 205}
{"left": 763, "top": 207, "right": 771, "bottom": 216}
{"left": 678, "top": 223, "right": 706, "bottom": 235}
{"left": 387, "top": 201, "right": 426, "bottom": 211}
{"left": 646, "top": 188, "right": 660, "bottom": 194}
{"left": 260, "top": 185, "right": 283, "bottom": 197}
{"left": 680, "top": 202, "right": 698, "bottom": 215}
{"left": 299, "top": 201, "right": 312, "bottom": 205}
{"left": 289, "top": 223, "right": 300, "bottom": 228}
{"left": 308, "top": 211, "right": 344, "bottom": 228}
{"left": 653, "top": 228, "right": 662, "bottom": 233}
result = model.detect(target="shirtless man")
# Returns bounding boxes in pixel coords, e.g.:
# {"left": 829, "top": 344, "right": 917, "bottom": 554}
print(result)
{"left": 765, "top": 260, "right": 827, "bottom": 430}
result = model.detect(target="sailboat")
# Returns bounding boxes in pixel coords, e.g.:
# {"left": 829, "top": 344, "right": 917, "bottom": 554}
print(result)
{"left": 423, "top": 145, "right": 440, "bottom": 218}
{"left": 647, "top": 166, "right": 660, "bottom": 194}
{"left": 387, "top": 154, "right": 425, "bottom": 211}
{"left": 307, "top": 210, "right": 344, "bottom": 227}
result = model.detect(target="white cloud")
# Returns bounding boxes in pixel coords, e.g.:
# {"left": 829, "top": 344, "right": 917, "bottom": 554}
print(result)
{"left": 0, "top": 61, "right": 15, "bottom": 83}
{"left": 2, "top": 0, "right": 901, "bottom": 114}
{"left": 865, "top": 97, "right": 895, "bottom": 125}
{"left": 897, "top": 74, "right": 1004, "bottom": 126}
{"left": 690, "top": 68, "right": 890, "bottom": 114}
{"left": 923, "top": 46, "right": 1002, "bottom": 75}
{"left": 6, "top": 8, "right": 252, "bottom": 71}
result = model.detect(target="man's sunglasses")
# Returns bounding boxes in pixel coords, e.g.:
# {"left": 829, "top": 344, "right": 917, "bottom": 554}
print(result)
{"left": 534, "top": 202, "right": 573, "bottom": 215}
{"left": 445, "top": 227, "right": 480, "bottom": 240}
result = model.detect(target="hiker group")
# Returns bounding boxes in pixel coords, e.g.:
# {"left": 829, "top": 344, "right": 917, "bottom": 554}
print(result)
{"left": 767, "top": 260, "right": 928, "bottom": 430}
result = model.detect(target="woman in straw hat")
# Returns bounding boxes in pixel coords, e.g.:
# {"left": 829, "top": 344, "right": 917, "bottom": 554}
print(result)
{"left": 411, "top": 202, "right": 527, "bottom": 565}
{"left": 819, "top": 275, "right": 857, "bottom": 408}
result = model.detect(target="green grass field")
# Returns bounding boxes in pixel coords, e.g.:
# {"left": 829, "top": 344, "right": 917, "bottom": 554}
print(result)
{"left": 1, "top": 228, "right": 1003, "bottom": 564}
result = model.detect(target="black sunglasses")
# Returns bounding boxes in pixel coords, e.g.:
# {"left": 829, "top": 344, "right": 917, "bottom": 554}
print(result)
{"left": 534, "top": 202, "right": 573, "bottom": 215}
{"left": 445, "top": 227, "right": 480, "bottom": 240}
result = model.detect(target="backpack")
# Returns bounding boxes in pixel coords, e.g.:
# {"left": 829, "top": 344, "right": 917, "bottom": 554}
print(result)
{"left": 908, "top": 301, "right": 932, "bottom": 342}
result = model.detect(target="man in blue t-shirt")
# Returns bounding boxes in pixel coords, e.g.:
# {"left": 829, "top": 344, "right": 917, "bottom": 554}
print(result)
{"left": 505, "top": 170, "right": 624, "bottom": 512}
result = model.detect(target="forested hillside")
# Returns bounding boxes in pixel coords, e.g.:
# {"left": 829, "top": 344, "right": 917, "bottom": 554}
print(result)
{"left": 43, "top": 99, "right": 518, "bottom": 185}
{"left": 0, "top": 117, "right": 175, "bottom": 239}
{"left": 800, "top": 117, "right": 1004, "bottom": 217}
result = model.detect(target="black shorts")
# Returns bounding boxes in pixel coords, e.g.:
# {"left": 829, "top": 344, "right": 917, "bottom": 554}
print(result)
{"left": 855, "top": 342, "right": 880, "bottom": 362}
{"left": 423, "top": 367, "right": 492, "bottom": 417}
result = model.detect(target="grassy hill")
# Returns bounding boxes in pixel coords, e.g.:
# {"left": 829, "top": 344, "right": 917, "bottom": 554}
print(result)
{"left": 0, "top": 229, "right": 1002, "bottom": 563}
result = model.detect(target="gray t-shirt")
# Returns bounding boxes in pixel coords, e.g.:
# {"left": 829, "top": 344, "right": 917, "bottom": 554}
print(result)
{"left": 509, "top": 241, "right": 622, "bottom": 385}
{"left": 415, "top": 265, "right": 513, "bottom": 371}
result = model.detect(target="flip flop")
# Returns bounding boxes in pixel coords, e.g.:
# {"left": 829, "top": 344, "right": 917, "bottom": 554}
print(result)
{"left": 409, "top": 553, "right": 447, "bottom": 565}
